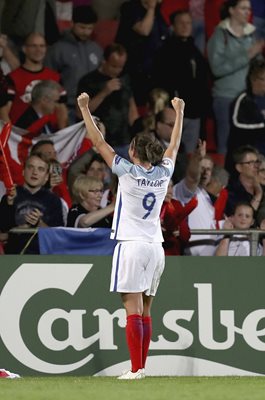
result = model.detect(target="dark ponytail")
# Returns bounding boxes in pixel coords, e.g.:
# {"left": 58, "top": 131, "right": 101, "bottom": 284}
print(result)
{"left": 132, "top": 132, "right": 164, "bottom": 165}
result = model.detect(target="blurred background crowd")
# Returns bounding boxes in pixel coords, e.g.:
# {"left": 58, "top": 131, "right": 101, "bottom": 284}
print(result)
{"left": 0, "top": 0, "right": 265, "bottom": 256}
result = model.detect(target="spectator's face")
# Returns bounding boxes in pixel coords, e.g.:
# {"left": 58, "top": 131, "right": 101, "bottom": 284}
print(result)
{"left": 230, "top": 0, "right": 251, "bottom": 25}
{"left": 103, "top": 53, "right": 127, "bottom": 78}
{"left": 236, "top": 152, "right": 260, "bottom": 179}
{"left": 200, "top": 158, "right": 213, "bottom": 187}
{"left": 81, "top": 185, "right": 103, "bottom": 211}
{"left": 23, "top": 35, "right": 47, "bottom": 64}
{"left": 86, "top": 161, "right": 106, "bottom": 182}
{"left": 72, "top": 23, "right": 94, "bottom": 41}
{"left": 23, "top": 156, "right": 49, "bottom": 189}
{"left": 258, "top": 161, "right": 265, "bottom": 186}
{"left": 35, "top": 144, "right": 57, "bottom": 160}
{"left": 232, "top": 205, "right": 254, "bottom": 229}
{"left": 172, "top": 13, "right": 193, "bottom": 38}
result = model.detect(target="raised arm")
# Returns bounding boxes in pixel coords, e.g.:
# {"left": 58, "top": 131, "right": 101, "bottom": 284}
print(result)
{"left": 77, "top": 93, "right": 116, "bottom": 168}
{"left": 163, "top": 97, "right": 185, "bottom": 164}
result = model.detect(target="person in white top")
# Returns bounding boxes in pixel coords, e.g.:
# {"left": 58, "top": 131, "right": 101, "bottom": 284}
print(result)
{"left": 77, "top": 92, "right": 184, "bottom": 380}
{"left": 215, "top": 202, "right": 265, "bottom": 256}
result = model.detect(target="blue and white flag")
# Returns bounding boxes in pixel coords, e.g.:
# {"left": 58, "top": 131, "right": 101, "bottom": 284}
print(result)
{"left": 38, "top": 227, "right": 116, "bottom": 255}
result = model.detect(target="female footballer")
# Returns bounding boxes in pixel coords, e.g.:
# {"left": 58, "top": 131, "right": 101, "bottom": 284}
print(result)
{"left": 77, "top": 92, "right": 185, "bottom": 379}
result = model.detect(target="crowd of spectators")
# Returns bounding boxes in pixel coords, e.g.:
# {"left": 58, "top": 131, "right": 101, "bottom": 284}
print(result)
{"left": 0, "top": 0, "right": 265, "bottom": 256}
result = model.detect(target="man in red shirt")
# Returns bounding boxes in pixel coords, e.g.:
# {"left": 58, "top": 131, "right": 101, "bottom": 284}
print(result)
{"left": 0, "top": 32, "right": 68, "bottom": 128}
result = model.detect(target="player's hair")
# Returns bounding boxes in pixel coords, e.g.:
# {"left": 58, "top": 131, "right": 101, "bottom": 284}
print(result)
{"left": 131, "top": 132, "right": 164, "bottom": 165}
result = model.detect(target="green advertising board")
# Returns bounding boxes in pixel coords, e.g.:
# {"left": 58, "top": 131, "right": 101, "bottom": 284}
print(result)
{"left": 0, "top": 255, "right": 264, "bottom": 376}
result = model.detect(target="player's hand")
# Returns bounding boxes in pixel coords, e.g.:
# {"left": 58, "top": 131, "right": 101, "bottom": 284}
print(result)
{"left": 77, "top": 93, "right": 89, "bottom": 109}
{"left": 171, "top": 97, "right": 185, "bottom": 114}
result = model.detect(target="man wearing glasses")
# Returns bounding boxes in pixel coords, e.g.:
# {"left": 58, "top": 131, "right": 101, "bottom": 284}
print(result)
{"left": 225, "top": 145, "right": 263, "bottom": 216}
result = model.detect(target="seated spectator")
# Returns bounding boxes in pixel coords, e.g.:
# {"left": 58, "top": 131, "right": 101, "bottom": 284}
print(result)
{"left": 77, "top": 43, "right": 139, "bottom": 159}
{"left": 152, "top": 9, "right": 210, "bottom": 154}
{"left": 160, "top": 179, "right": 197, "bottom": 255}
{"left": 0, "top": 32, "right": 68, "bottom": 128}
{"left": 0, "top": 153, "right": 64, "bottom": 254}
{"left": 215, "top": 201, "right": 265, "bottom": 256}
{"left": 225, "top": 145, "right": 263, "bottom": 216}
{"left": 45, "top": 5, "right": 103, "bottom": 123}
{"left": 15, "top": 80, "right": 62, "bottom": 134}
{"left": 67, "top": 175, "right": 114, "bottom": 228}
{"left": 30, "top": 139, "right": 72, "bottom": 209}
{"left": 226, "top": 58, "right": 265, "bottom": 172}
{"left": 67, "top": 116, "right": 106, "bottom": 196}
{"left": 173, "top": 140, "right": 228, "bottom": 256}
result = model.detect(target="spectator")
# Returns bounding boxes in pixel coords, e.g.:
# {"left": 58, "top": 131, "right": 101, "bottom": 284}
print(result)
{"left": 131, "top": 87, "right": 170, "bottom": 134}
{"left": 0, "top": 32, "right": 68, "bottom": 128}
{"left": 225, "top": 57, "right": 265, "bottom": 172}
{"left": 30, "top": 139, "right": 72, "bottom": 209}
{"left": 152, "top": 9, "right": 210, "bottom": 154}
{"left": 115, "top": 0, "right": 168, "bottom": 106}
{"left": 15, "top": 80, "right": 62, "bottom": 134}
{"left": 154, "top": 107, "right": 187, "bottom": 183}
{"left": 0, "top": 153, "right": 64, "bottom": 254}
{"left": 0, "top": 34, "right": 20, "bottom": 74}
{"left": 77, "top": 43, "right": 139, "bottom": 159}
{"left": 225, "top": 144, "right": 263, "bottom": 216}
{"left": 66, "top": 116, "right": 107, "bottom": 196}
{"left": 207, "top": 0, "right": 264, "bottom": 156}
{"left": 1, "top": 0, "right": 59, "bottom": 46}
{"left": 215, "top": 201, "right": 265, "bottom": 255}
{"left": 173, "top": 140, "right": 227, "bottom": 255}
{"left": 67, "top": 175, "right": 114, "bottom": 228}
{"left": 45, "top": 5, "right": 103, "bottom": 123}
{"left": 160, "top": 179, "right": 197, "bottom": 255}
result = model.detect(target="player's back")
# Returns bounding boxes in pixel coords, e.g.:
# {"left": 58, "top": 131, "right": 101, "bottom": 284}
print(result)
{"left": 111, "top": 156, "right": 173, "bottom": 242}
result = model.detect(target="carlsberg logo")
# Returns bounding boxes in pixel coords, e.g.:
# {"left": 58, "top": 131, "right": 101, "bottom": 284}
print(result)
{"left": 0, "top": 263, "right": 265, "bottom": 374}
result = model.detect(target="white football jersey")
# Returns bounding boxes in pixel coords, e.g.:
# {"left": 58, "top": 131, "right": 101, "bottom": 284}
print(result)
{"left": 111, "top": 155, "right": 174, "bottom": 242}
